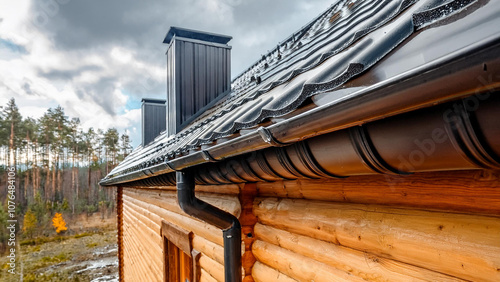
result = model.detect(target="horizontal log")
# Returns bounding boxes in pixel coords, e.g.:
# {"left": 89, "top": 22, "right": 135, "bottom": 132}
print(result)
{"left": 256, "top": 170, "right": 500, "bottom": 215}
{"left": 123, "top": 225, "right": 162, "bottom": 277}
{"left": 123, "top": 199, "right": 161, "bottom": 235}
{"left": 200, "top": 268, "right": 219, "bottom": 282}
{"left": 253, "top": 240, "right": 364, "bottom": 282}
{"left": 252, "top": 261, "right": 298, "bottom": 282}
{"left": 123, "top": 194, "right": 223, "bottom": 245}
{"left": 254, "top": 198, "right": 500, "bottom": 281}
{"left": 123, "top": 235, "right": 161, "bottom": 282}
{"left": 255, "top": 223, "right": 463, "bottom": 281}
{"left": 193, "top": 235, "right": 225, "bottom": 265}
{"left": 199, "top": 254, "right": 224, "bottom": 282}
{"left": 123, "top": 211, "right": 160, "bottom": 258}
{"left": 123, "top": 210, "right": 163, "bottom": 270}
{"left": 124, "top": 183, "right": 242, "bottom": 194}
{"left": 123, "top": 207, "right": 163, "bottom": 258}
{"left": 123, "top": 234, "right": 153, "bottom": 281}
{"left": 123, "top": 238, "right": 156, "bottom": 282}
{"left": 123, "top": 204, "right": 162, "bottom": 249}
{"left": 195, "top": 184, "right": 242, "bottom": 194}
{"left": 124, "top": 188, "right": 241, "bottom": 218}
{"left": 122, "top": 218, "right": 162, "bottom": 281}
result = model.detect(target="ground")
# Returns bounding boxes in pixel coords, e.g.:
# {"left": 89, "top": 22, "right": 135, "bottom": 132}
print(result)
{"left": 0, "top": 213, "right": 118, "bottom": 282}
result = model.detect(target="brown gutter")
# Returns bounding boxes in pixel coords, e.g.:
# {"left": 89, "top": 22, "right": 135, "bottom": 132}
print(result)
{"left": 124, "top": 92, "right": 500, "bottom": 186}
{"left": 100, "top": 33, "right": 500, "bottom": 186}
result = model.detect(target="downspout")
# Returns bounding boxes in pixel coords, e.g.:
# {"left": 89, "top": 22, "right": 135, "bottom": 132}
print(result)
{"left": 176, "top": 170, "right": 242, "bottom": 282}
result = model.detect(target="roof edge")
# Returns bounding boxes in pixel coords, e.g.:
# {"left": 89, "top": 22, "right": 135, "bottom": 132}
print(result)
{"left": 100, "top": 34, "right": 500, "bottom": 186}
{"left": 163, "top": 26, "right": 232, "bottom": 45}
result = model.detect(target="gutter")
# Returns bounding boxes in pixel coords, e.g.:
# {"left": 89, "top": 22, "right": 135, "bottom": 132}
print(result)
{"left": 100, "top": 33, "right": 500, "bottom": 186}
{"left": 176, "top": 170, "right": 241, "bottom": 282}
{"left": 116, "top": 92, "right": 500, "bottom": 186}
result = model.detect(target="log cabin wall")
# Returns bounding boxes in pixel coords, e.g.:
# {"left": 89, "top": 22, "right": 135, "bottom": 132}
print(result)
{"left": 118, "top": 170, "right": 500, "bottom": 282}
{"left": 116, "top": 187, "right": 124, "bottom": 281}
{"left": 121, "top": 184, "right": 242, "bottom": 282}
{"left": 252, "top": 170, "right": 500, "bottom": 282}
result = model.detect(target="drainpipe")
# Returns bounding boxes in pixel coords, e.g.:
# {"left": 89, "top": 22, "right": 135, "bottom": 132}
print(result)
{"left": 177, "top": 170, "right": 242, "bottom": 282}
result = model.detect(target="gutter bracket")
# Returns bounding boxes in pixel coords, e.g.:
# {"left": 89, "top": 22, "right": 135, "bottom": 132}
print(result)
{"left": 165, "top": 161, "right": 175, "bottom": 171}
{"left": 258, "top": 127, "right": 290, "bottom": 147}
{"left": 201, "top": 150, "right": 218, "bottom": 162}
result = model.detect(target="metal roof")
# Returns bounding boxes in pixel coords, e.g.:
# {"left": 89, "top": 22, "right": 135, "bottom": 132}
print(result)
{"left": 163, "top": 26, "right": 233, "bottom": 45}
{"left": 101, "top": 0, "right": 500, "bottom": 185}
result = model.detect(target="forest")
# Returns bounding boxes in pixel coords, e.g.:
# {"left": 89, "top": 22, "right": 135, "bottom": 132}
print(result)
{"left": 0, "top": 97, "right": 131, "bottom": 253}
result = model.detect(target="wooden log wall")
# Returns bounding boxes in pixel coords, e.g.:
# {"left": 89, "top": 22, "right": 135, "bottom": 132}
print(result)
{"left": 239, "top": 183, "right": 258, "bottom": 282}
{"left": 116, "top": 187, "right": 124, "bottom": 281}
{"left": 252, "top": 170, "right": 500, "bottom": 281}
{"left": 121, "top": 185, "right": 242, "bottom": 282}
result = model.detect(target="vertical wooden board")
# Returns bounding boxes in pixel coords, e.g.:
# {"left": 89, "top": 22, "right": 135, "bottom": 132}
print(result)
{"left": 239, "top": 183, "right": 258, "bottom": 277}
{"left": 116, "top": 187, "right": 124, "bottom": 281}
{"left": 163, "top": 237, "right": 168, "bottom": 282}
{"left": 181, "top": 251, "right": 193, "bottom": 282}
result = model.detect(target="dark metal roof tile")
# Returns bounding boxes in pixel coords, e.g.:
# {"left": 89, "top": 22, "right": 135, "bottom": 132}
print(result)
{"left": 103, "top": 0, "right": 495, "bottom": 182}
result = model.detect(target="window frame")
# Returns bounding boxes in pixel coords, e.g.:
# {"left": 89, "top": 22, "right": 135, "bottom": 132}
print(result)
{"left": 161, "top": 220, "right": 200, "bottom": 282}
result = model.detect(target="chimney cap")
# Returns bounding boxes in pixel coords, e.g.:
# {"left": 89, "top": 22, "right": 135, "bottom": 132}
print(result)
{"left": 163, "top": 26, "right": 232, "bottom": 45}
{"left": 142, "top": 98, "right": 166, "bottom": 104}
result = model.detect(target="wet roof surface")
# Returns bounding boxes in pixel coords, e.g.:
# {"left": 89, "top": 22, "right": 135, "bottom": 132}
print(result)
{"left": 102, "top": 0, "right": 500, "bottom": 183}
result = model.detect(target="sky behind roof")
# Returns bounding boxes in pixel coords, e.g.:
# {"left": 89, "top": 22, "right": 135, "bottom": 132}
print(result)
{"left": 0, "top": 0, "right": 335, "bottom": 147}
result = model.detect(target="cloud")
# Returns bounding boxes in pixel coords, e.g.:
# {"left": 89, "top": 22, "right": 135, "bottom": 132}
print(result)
{"left": 0, "top": 0, "right": 336, "bottom": 148}
{"left": 21, "top": 82, "right": 32, "bottom": 95}
{"left": 0, "top": 38, "right": 27, "bottom": 54}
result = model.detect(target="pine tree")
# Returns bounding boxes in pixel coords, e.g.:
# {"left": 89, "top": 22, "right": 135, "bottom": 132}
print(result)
{"left": 103, "top": 128, "right": 119, "bottom": 174}
{"left": 23, "top": 209, "right": 37, "bottom": 238}
{"left": 50, "top": 106, "right": 69, "bottom": 201}
{"left": 39, "top": 109, "right": 55, "bottom": 201}
{"left": 119, "top": 133, "right": 132, "bottom": 161}
{"left": 2, "top": 98, "right": 22, "bottom": 168}
{"left": 22, "top": 117, "right": 40, "bottom": 201}
{"left": 69, "top": 118, "right": 81, "bottom": 203}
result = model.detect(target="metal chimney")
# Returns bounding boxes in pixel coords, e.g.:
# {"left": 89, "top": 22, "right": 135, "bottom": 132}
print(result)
{"left": 141, "top": 98, "right": 166, "bottom": 146}
{"left": 163, "top": 27, "right": 232, "bottom": 135}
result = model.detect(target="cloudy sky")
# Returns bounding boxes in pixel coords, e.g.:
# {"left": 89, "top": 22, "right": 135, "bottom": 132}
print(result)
{"left": 0, "top": 0, "right": 334, "bottom": 147}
